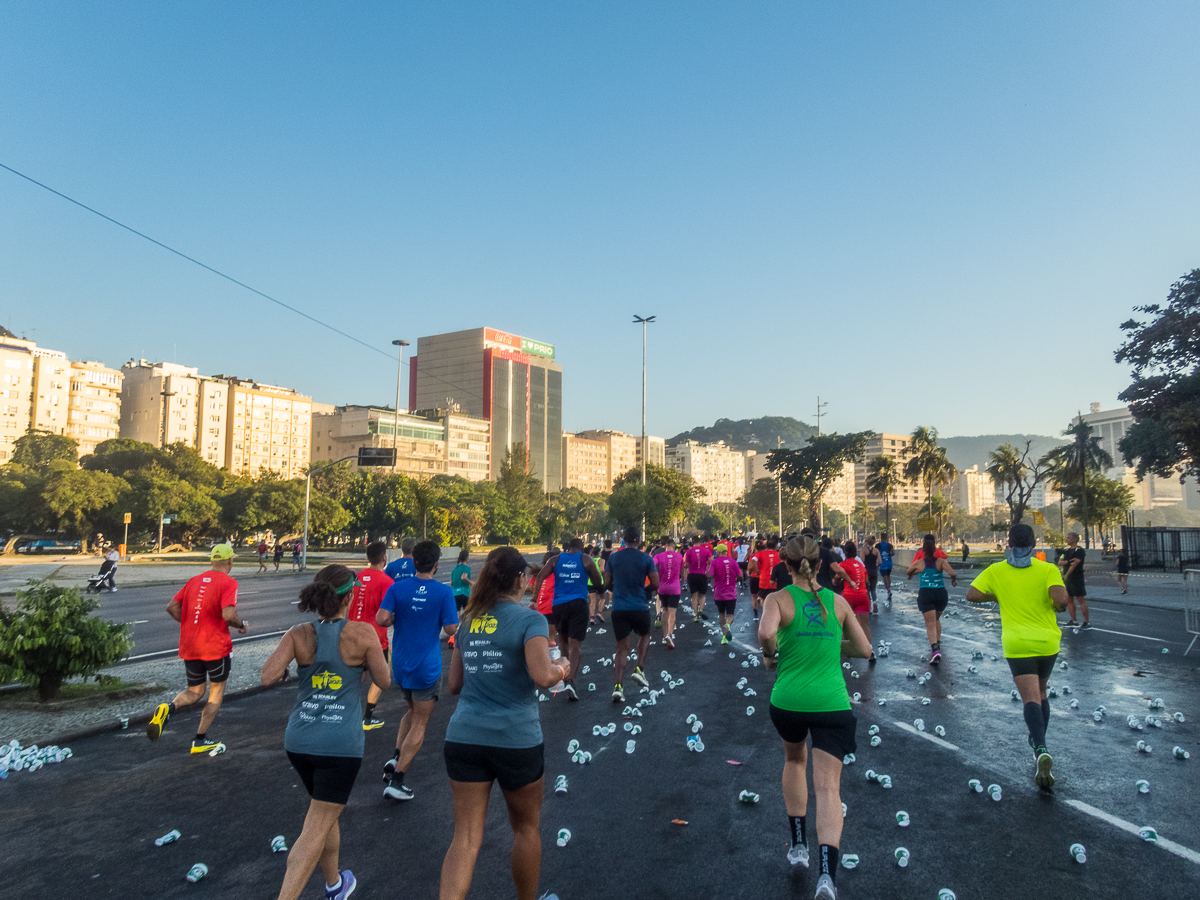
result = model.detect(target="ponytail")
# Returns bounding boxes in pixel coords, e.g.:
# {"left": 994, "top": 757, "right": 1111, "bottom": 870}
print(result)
{"left": 297, "top": 564, "right": 355, "bottom": 619}
{"left": 922, "top": 533, "right": 937, "bottom": 566}
{"left": 781, "top": 536, "right": 826, "bottom": 622}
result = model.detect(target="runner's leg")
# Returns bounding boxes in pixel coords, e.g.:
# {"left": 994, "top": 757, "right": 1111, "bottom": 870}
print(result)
{"left": 634, "top": 630, "right": 651, "bottom": 674}
{"left": 396, "top": 698, "right": 436, "bottom": 775}
{"left": 922, "top": 610, "right": 939, "bottom": 647}
{"left": 566, "top": 637, "right": 582, "bottom": 686}
{"left": 782, "top": 738, "right": 808, "bottom": 821}
{"left": 811, "top": 748, "right": 844, "bottom": 849}
{"left": 197, "top": 680, "right": 227, "bottom": 735}
{"left": 501, "top": 777, "right": 545, "bottom": 900}
{"left": 277, "top": 800, "right": 344, "bottom": 900}
{"left": 855, "top": 613, "right": 872, "bottom": 651}
{"left": 1077, "top": 595, "right": 1089, "bottom": 625}
{"left": 439, "top": 780, "right": 494, "bottom": 900}
{"left": 171, "top": 683, "right": 207, "bottom": 712}
{"left": 613, "top": 634, "right": 631, "bottom": 685}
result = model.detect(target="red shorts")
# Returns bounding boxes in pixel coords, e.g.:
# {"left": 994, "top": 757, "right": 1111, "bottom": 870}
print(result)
{"left": 844, "top": 589, "right": 870, "bottom": 615}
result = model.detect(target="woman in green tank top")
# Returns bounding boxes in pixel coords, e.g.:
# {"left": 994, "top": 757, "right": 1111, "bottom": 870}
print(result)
{"left": 758, "top": 536, "right": 872, "bottom": 900}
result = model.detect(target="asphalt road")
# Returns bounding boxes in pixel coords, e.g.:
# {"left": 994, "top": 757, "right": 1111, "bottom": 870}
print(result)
{"left": 8, "top": 572, "right": 1198, "bottom": 899}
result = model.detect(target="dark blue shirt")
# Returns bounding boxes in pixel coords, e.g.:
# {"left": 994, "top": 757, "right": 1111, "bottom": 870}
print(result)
{"left": 384, "top": 556, "right": 415, "bottom": 582}
{"left": 553, "top": 552, "right": 590, "bottom": 605}
{"left": 605, "top": 547, "right": 656, "bottom": 611}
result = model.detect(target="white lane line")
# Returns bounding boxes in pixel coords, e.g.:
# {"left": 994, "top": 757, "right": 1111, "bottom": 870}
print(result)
{"left": 125, "top": 619, "right": 149, "bottom": 625}
{"left": 891, "top": 721, "right": 961, "bottom": 751}
{"left": 1077, "top": 626, "right": 1181, "bottom": 645}
{"left": 898, "top": 624, "right": 990, "bottom": 648}
{"left": 122, "top": 630, "right": 288, "bottom": 661}
{"left": 1064, "top": 800, "right": 1200, "bottom": 866}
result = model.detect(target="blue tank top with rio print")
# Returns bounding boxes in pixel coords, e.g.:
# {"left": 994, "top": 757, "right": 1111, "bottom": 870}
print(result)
{"left": 285, "top": 618, "right": 365, "bottom": 758}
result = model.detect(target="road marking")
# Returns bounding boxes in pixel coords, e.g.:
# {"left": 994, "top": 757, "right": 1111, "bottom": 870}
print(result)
{"left": 1064, "top": 800, "right": 1200, "bottom": 866}
{"left": 1078, "top": 626, "right": 1181, "bottom": 644}
{"left": 891, "top": 721, "right": 961, "bottom": 751}
{"left": 125, "top": 620, "right": 149, "bottom": 625}
{"left": 898, "top": 624, "right": 990, "bottom": 648}
{"left": 121, "top": 630, "right": 288, "bottom": 662}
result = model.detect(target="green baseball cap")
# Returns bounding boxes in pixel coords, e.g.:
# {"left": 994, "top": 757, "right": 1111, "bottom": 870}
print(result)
{"left": 210, "top": 543, "right": 235, "bottom": 561}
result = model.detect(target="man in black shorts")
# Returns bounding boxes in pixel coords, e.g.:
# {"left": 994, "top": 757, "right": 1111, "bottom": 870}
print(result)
{"left": 605, "top": 527, "right": 659, "bottom": 703}
{"left": 1058, "top": 532, "right": 1089, "bottom": 628}
{"left": 530, "top": 537, "right": 603, "bottom": 701}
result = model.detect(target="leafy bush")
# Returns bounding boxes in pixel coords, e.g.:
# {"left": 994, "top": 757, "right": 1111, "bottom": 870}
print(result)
{"left": 0, "top": 580, "right": 133, "bottom": 701}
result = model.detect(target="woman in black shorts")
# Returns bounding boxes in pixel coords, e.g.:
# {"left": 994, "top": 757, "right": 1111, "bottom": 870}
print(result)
{"left": 440, "top": 547, "right": 571, "bottom": 900}
{"left": 906, "top": 534, "right": 957, "bottom": 664}
{"left": 262, "top": 565, "right": 392, "bottom": 900}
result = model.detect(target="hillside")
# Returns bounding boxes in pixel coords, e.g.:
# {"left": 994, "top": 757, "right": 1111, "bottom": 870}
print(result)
{"left": 937, "top": 434, "right": 1067, "bottom": 472}
{"left": 668, "top": 416, "right": 817, "bottom": 451}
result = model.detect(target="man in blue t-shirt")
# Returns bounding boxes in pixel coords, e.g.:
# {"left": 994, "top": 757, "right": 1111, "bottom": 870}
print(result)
{"left": 383, "top": 537, "right": 417, "bottom": 582}
{"left": 877, "top": 533, "right": 895, "bottom": 601}
{"left": 604, "top": 526, "right": 659, "bottom": 704}
{"left": 376, "top": 540, "right": 458, "bottom": 801}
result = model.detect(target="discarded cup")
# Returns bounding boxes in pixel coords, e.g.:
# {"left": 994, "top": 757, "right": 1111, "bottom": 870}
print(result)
{"left": 921, "top": 698, "right": 931, "bottom": 706}
{"left": 692, "top": 722, "right": 704, "bottom": 734}
{"left": 155, "top": 829, "right": 182, "bottom": 847}
{"left": 631, "top": 725, "right": 642, "bottom": 735}
{"left": 967, "top": 666, "right": 978, "bottom": 674}
{"left": 934, "top": 725, "right": 946, "bottom": 737}
{"left": 968, "top": 779, "right": 983, "bottom": 793}
{"left": 747, "top": 706, "right": 755, "bottom": 716}
{"left": 841, "top": 853, "right": 860, "bottom": 869}
{"left": 877, "top": 699, "right": 887, "bottom": 706}
{"left": 1174, "top": 712, "right": 1186, "bottom": 723}
{"left": 557, "top": 828, "right": 572, "bottom": 847}
{"left": 1173, "top": 746, "right": 1190, "bottom": 760}
{"left": 896, "top": 811, "right": 910, "bottom": 827}
{"left": 555, "top": 775, "right": 568, "bottom": 794}
{"left": 987, "top": 784, "right": 1002, "bottom": 801}
{"left": 271, "top": 835, "right": 288, "bottom": 853}
{"left": 870, "top": 736, "right": 882, "bottom": 747}
{"left": 938, "top": 891, "right": 957, "bottom": 900}
{"left": 843, "top": 753, "right": 856, "bottom": 765}
{"left": 1069, "top": 699, "right": 1080, "bottom": 709}
{"left": 1136, "top": 779, "right": 1150, "bottom": 794}
{"left": 913, "top": 719, "right": 925, "bottom": 731}
{"left": 567, "top": 740, "right": 580, "bottom": 754}
{"left": 1069, "top": 842, "right": 1086, "bottom": 863}
{"left": 1093, "top": 711, "right": 1104, "bottom": 722}
{"left": 687, "top": 714, "right": 698, "bottom": 724}
{"left": 588, "top": 683, "right": 596, "bottom": 692}
{"left": 738, "top": 790, "right": 760, "bottom": 803}
{"left": 1048, "top": 688, "right": 1057, "bottom": 698}
{"left": 852, "top": 692, "right": 862, "bottom": 702}
{"left": 1139, "top": 826, "right": 1158, "bottom": 843}
{"left": 868, "top": 725, "right": 880, "bottom": 736}
{"left": 1127, "top": 716, "right": 1144, "bottom": 731}
{"left": 894, "top": 847, "right": 910, "bottom": 867}
{"left": 842, "top": 802, "right": 848, "bottom": 817}
{"left": 1060, "top": 661, "right": 1068, "bottom": 670}
{"left": 186, "top": 864, "right": 208, "bottom": 883}
{"left": 1137, "top": 741, "right": 1152, "bottom": 754}
{"left": 626, "top": 740, "right": 636, "bottom": 754}
{"left": 1011, "top": 690, "right": 1020, "bottom": 701}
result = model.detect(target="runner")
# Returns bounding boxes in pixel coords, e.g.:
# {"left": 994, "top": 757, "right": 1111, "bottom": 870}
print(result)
{"left": 351, "top": 540, "right": 394, "bottom": 731}
{"left": 906, "top": 534, "right": 957, "bottom": 664}
{"left": 736, "top": 538, "right": 751, "bottom": 591}
{"left": 876, "top": 533, "right": 895, "bottom": 601}
{"left": 1116, "top": 546, "right": 1129, "bottom": 594}
{"left": 747, "top": 538, "right": 764, "bottom": 613}
{"left": 262, "top": 565, "right": 391, "bottom": 900}
{"left": 839, "top": 541, "right": 875, "bottom": 664}
{"left": 377, "top": 541, "right": 459, "bottom": 801}
{"left": 145, "top": 543, "right": 247, "bottom": 754}
{"left": 450, "top": 549, "right": 474, "bottom": 646}
{"left": 257, "top": 539, "right": 269, "bottom": 574}
{"left": 711, "top": 543, "right": 741, "bottom": 644}
{"left": 749, "top": 536, "right": 781, "bottom": 622}
{"left": 529, "top": 538, "right": 603, "bottom": 701}
{"left": 273, "top": 541, "right": 284, "bottom": 572}
{"left": 966, "top": 523, "right": 1068, "bottom": 791}
{"left": 861, "top": 535, "right": 880, "bottom": 612}
{"left": 1059, "top": 532, "right": 1089, "bottom": 628}
{"left": 384, "top": 537, "right": 416, "bottom": 582}
{"left": 587, "top": 545, "right": 606, "bottom": 625}
{"left": 440, "top": 547, "right": 568, "bottom": 900}
{"left": 759, "top": 536, "right": 871, "bottom": 899}
{"left": 653, "top": 537, "right": 684, "bottom": 648}
{"left": 684, "top": 538, "right": 713, "bottom": 623}
{"left": 605, "top": 527, "right": 658, "bottom": 703}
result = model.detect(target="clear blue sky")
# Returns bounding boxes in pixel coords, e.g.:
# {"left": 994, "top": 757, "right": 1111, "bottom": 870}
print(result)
{"left": 3, "top": 2, "right": 1198, "bottom": 441}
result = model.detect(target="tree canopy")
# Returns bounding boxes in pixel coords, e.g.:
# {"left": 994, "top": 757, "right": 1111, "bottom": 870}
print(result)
{"left": 767, "top": 431, "right": 872, "bottom": 529}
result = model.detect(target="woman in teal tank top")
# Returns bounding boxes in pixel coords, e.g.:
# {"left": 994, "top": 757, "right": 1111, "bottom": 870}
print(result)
{"left": 759, "top": 536, "right": 872, "bottom": 900}
{"left": 262, "top": 565, "right": 391, "bottom": 900}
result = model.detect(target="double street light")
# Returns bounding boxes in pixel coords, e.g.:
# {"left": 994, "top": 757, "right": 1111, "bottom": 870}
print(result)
{"left": 633, "top": 315, "right": 656, "bottom": 536}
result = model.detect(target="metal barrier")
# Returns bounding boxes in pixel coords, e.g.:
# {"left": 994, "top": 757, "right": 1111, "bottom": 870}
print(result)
{"left": 1186, "top": 570, "right": 1200, "bottom": 656}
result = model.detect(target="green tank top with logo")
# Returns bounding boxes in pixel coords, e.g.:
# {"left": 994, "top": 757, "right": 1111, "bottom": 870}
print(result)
{"left": 769, "top": 585, "right": 850, "bottom": 713}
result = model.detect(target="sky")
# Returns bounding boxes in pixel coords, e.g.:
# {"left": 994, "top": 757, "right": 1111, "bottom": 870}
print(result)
{"left": 3, "top": 2, "right": 1198, "bottom": 441}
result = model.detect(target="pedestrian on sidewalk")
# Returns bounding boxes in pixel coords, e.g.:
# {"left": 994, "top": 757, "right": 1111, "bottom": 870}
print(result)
{"left": 292, "top": 541, "right": 302, "bottom": 572}
{"left": 1059, "top": 532, "right": 1089, "bottom": 628}
{"left": 274, "top": 541, "right": 284, "bottom": 572}
{"left": 1116, "top": 547, "right": 1129, "bottom": 594}
{"left": 262, "top": 564, "right": 391, "bottom": 900}
{"left": 257, "top": 540, "right": 269, "bottom": 574}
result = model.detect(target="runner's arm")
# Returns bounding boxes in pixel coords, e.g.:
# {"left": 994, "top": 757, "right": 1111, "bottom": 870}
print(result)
{"left": 940, "top": 558, "right": 958, "bottom": 587}
{"left": 260, "top": 628, "right": 297, "bottom": 685}
{"left": 905, "top": 560, "right": 919, "bottom": 579}
{"left": 830, "top": 561, "right": 856, "bottom": 589}
{"left": 583, "top": 555, "right": 603, "bottom": 589}
{"left": 836, "top": 595, "right": 872, "bottom": 658}
{"left": 448, "top": 645, "right": 464, "bottom": 694}
{"left": 166, "top": 599, "right": 182, "bottom": 622}
{"left": 758, "top": 592, "right": 782, "bottom": 669}
{"left": 965, "top": 585, "right": 994, "bottom": 604}
{"left": 376, "top": 605, "right": 394, "bottom": 628}
{"left": 647, "top": 564, "right": 660, "bottom": 592}
{"left": 222, "top": 604, "right": 248, "bottom": 634}
{"left": 525, "top": 634, "right": 570, "bottom": 688}
{"left": 1049, "top": 584, "right": 1069, "bottom": 612}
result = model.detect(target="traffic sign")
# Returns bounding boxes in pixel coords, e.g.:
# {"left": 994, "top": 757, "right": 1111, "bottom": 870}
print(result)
{"left": 123, "top": 512, "right": 132, "bottom": 524}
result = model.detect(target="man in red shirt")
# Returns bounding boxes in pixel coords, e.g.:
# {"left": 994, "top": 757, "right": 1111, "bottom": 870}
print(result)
{"left": 748, "top": 536, "right": 781, "bottom": 622}
{"left": 146, "top": 543, "right": 247, "bottom": 755}
{"left": 256, "top": 540, "right": 269, "bottom": 573}
{"left": 353, "top": 540, "right": 394, "bottom": 731}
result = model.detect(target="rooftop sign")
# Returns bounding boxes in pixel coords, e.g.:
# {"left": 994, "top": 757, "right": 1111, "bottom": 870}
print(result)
{"left": 483, "top": 327, "right": 554, "bottom": 359}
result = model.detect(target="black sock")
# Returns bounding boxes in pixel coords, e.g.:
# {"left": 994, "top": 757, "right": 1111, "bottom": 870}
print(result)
{"left": 364, "top": 703, "right": 376, "bottom": 719}
{"left": 819, "top": 845, "right": 840, "bottom": 881}
{"left": 789, "top": 815, "right": 806, "bottom": 846}
{"left": 195, "top": 732, "right": 205, "bottom": 742}
{"left": 1042, "top": 699, "right": 1051, "bottom": 730}
{"left": 931, "top": 641, "right": 940, "bottom": 651}
{"left": 396, "top": 770, "right": 405, "bottom": 784}
{"left": 1023, "top": 702, "right": 1047, "bottom": 749}
{"left": 167, "top": 702, "right": 176, "bottom": 714}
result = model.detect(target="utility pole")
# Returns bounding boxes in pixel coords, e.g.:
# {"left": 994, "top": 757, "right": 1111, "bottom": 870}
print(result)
{"left": 816, "top": 398, "right": 828, "bottom": 532}
{"left": 391, "top": 340, "right": 409, "bottom": 474}
{"left": 776, "top": 435, "right": 783, "bottom": 536}
{"left": 633, "top": 315, "right": 656, "bottom": 535}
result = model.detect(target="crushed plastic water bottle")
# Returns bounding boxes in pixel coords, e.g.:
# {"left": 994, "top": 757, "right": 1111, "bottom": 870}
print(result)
{"left": 1069, "top": 699, "right": 1080, "bottom": 709}
{"left": 934, "top": 725, "right": 946, "bottom": 737}
{"left": 906, "top": 669, "right": 916, "bottom": 679}
{"left": 1138, "top": 826, "right": 1157, "bottom": 843}
{"left": 568, "top": 740, "right": 580, "bottom": 754}
{"left": 938, "top": 890, "right": 957, "bottom": 900}
{"left": 921, "top": 698, "right": 931, "bottom": 706}
{"left": 1011, "top": 690, "right": 1020, "bottom": 701}
{"left": 852, "top": 692, "right": 862, "bottom": 702}
{"left": 968, "top": 779, "right": 983, "bottom": 793}
{"left": 843, "top": 753, "right": 856, "bottom": 765}
{"left": 1137, "top": 740, "right": 1152, "bottom": 753}
{"left": 967, "top": 666, "right": 978, "bottom": 674}
{"left": 738, "top": 790, "right": 760, "bottom": 803}
{"left": 691, "top": 722, "right": 704, "bottom": 734}
{"left": 987, "top": 784, "right": 1002, "bottom": 801}
{"left": 1069, "top": 842, "right": 1086, "bottom": 863}
{"left": 1150, "top": 698, "right": 1164, "bottom": 709}
{"left": 1093, "top": 711, "right": 1104, "bottom": 722}
{"left": 841, "top": 853, "right": 860, "bottom": 869}
{"left": 186, "top": 864, "right": 208, "bottom": 883}
{"left": 870, "top": 736, "right": 882, "bottom": 747}
{"left": 555, "top": 775, "right": 568, "bottom": 794}
{"left": 1173, "top": 746, "right": 1190, "bottom": 760}
{"left": 913, "top": 719, "right": 926, "bottom": 731}
{"left": 1136, "top": 779, "right": 1150, "bottom": 794}
{"left": 878, "top": 699, "right": 887, "bottom": 706}
{"left": 1061, "top": 686, "right": 1071, "bottom": 694}
{"left": 271, "top": 835, "right": 288, "bottom": 853}
{"left": 1060, "top": 661, "right": 1068, "bottom": 670}
{"left": 894, "top": 847, "right": 910, "bottom": 867}
{"left": 1048, "top": 688, "right": 1057, "bottom": 698}
{"left": 155, "top": 829, "right": 182, "bottom": 846}
{"left": 868, "top": 725, "right": 880, "bottom": 736}
{"left": 1174, "top": 712, "right": 1185, "bottom": 723}
{"left": 557, "top": 828, "right": 572, "bottom": 847}
{"left": 1127, "top": 716, "right": 1144, "bottom": 731}
{"left": 631, "top": 725, "right": 642, "bottom": 735}
{"left": 896, "top": 811, "right": 910, "bottom": 827}
{"left": 588, "top": 683, "right": 596, "bottom": 691}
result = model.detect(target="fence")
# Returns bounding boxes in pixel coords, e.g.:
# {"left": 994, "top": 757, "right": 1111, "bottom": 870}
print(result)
{"left": 1186, "top": 570, "right": 1199, "bottom": 657}
{"left": 1121, "top": 526, "right": 1200, "bottom": 572}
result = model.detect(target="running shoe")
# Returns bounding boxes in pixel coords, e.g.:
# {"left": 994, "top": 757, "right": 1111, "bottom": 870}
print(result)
{"left": 363, "top": 717, "right": 385, "bottom": 731}
{"left": 693, "top": 613, "right": 701, "bottom": 623}
{"left": 721, "top": 633, "right": 730, "bottom": 645}
{"left": 868, "top": 655, "right": 877, "bottom": 666}
{"left": 1081, "top": 622, "right": 1092, "bottom": 630}
{"left": 191, "top": 739, "right": 225, "bottom": 755}
{"left": 1035, "top": 750, "right": 1055, "bottom": 790}
{"left": 612, "top": 684, "right": 624, "bottom": 703}
{"left": 871, "top": 602, "right": 879, "bottom": 614}
{"left": 564, "top": 683, "right": 580, "bottom": 701}
{"left": 631, "top": 667, "right": 649, "bottom": 688}
{"left": 664, "top": 634, "right": 675, "bottom": 650}
{"left": 146, "top": 703, "right": 170, "bottom": 741}
{"left": 326, "top": 869, "right": 357, "bottom": 900}
{"left": 447, "top": 636, "right": 455, "bottom": 648}
{"left": 814, "top": 874, "right": 837, "bottom": 900}
{"left": 537, "top": 893, "right": 561, "bottom": 900}
{"left": 699, "top": 611, "right": 709, "bottom": 621}
{"left": 383, "top": 781, "right": 415, "bottom": 801}
{"left": 383, "top": 755, "right": 400, "bottom": 781}
{"left": 930, "top": 649, "right": 942, "bottom": 665}
{"left": 654, "top": 615, "right": 661, "bottom": 629}
{"left": 1065, "top": 619, "right": 1078, "bottom": 627}
{"left": 787, "top": 843, "right": 809, "bottom": 867}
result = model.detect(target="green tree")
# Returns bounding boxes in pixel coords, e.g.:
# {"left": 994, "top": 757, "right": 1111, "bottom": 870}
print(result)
{"left": 608, "top": 482, "right": 671, "bottom": 536}
{"left": 1061, "top": 473, "right": 1133, "bottom": 545}
{"left": 0, "top": 465, "right": 50, "bottom": 539}
{"left": 987, "top": 441, "right": 1055, "bottom": 527}
{"left": 407, "top": 477, "right": 443, "bottom": 541}
{"left": 903, "top": 426, "right": 958, "bottom": 523}
{"left": 1045, "top": 418, "right": 1114, "bottom": 547}
{"left": 853, "top": 498, "right": 873, "bottom": 536}
{"left": 741, "top": 478, "right": 807, "bottom": 534}
{"left": 767, "top": 432, "right": 872, "bottom": 529}
{"left": 10, "top": 430, "right": 78, "bottom": 474}
{"left": 612, "top": 463, "right": 703, "bottom": 530}
{"left": 0, "top": 580, "right": 133, "bottom": 701}
{"left": 41, "top": 462, "right": 129, "bottom": 550}
{"left": 864, "top": 454, "right": 903, "bottom": 537}
{"left": 1115, "top": 269, "right": 1200, "bottom": 490}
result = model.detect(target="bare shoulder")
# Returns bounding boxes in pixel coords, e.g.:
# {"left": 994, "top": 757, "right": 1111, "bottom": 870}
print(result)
{"left": 341, "top": 620, "right": 378, "bottom": 645}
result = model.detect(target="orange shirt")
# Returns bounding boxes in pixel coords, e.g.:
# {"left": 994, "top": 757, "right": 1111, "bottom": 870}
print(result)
{"left": 351, "top": 568, "right": 394, "bottom": 650}
{"left": 753, "top": 550, "right": 780, "bottom": 590}
{"left": 175, "top": 570, "right": 239, "bottom": 661}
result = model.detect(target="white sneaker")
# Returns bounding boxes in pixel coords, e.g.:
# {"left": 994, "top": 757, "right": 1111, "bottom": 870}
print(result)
{"left": 787, "top": 843, "right": 809, "bottom": 867}
{"left": 382, "top": 781, "right": 414, "bottom": 801}
{"left": 814, "top": 874, "right": 837, "bottom": 900}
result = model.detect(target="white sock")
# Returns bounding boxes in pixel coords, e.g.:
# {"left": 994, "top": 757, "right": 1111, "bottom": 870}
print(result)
{"left": 326, "top": 875, "right": 342, "bottom": 892}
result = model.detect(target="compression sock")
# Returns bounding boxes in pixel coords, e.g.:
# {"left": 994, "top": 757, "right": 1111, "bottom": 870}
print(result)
{"left": 1042, "top": 699, "right": 1051, "bottom": 732}
{"left": 931, "top": 641, "right": 940, "bottom": 652}
{"left": 195, "top": 732, "right": 206, "bottom": 743}
{"left": 789, "top": 815, "right": 806, "bottom": 846}
{"left": 819, "top": 845, "right": 840, "bottom": 882}
{"left": 1023, "top": 702, "right": 1047, "bottom": 749}
{"left": 364, "top": 703, "right": 376, "bottom": 720}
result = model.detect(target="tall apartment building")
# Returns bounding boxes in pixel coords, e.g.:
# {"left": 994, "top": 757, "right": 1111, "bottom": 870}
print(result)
{"left": 955, "top": 465, "right": 997, "bottom": 515}
{"left": 30, "top": 347, "right": 71, "bottom": 436}
{"left": 824, "top": 461, "right": 859, "bottom": 514}
{"left": 574, "top": 429, "right": 639, "bottom": 491}
{"left": 0, "top": 329, "right": 35, "bottom": 463}
{"left": 636, "top": 435, "right": 665, "bottom": 469}
{"left": 744, "top": 449, "right": 775, "bottom": 491}
{"left": 68, "top": 361, "right": 123, "bottom": 455}
{"left": 409, "top": 327, "right": 562, "bottom": 491}
{"left": 855, "top": 433, "right": 930, "bottom": 508}
{"left": 666, "top": 440, "right": 747, "bottom": 505}
{"left": 561, "top": 432, "right": 610, "bottom": 493}
{"left": 1078, "top": 403, "right": 1197, "bottom": 510}
{"left": 310, "top": 404, "right": 491, "bottom": 481}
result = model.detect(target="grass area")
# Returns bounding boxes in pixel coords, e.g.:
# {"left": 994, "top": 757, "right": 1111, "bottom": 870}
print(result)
{"left": 0, "top": 677, "right": 145, "bottom": 704}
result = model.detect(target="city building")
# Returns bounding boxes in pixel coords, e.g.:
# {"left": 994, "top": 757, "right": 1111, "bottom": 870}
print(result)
{"left": 409, "top": 327, "right": 562, "bottom": 491}
{"left": 574, "top": 429, "right": 640, "bottom": 491}
{"left": 636, "top": 435, "right": 665, "bottom": 469}
{"left": 855, "top": 433, "right": 931, "bottom": 508}
{"left": 30, "top": 347, "right": 70, "bottom": 436}
{"left": 438, "top": 406, "right": 492, "bottom": 482}
{"left": 666, "top": 440, "right": 747, "bottom": 505}
{"left": 0, "top": 328, "right": 35, "bottom": 463}
{"left": 561, "top": 432, "right": 610, "bottom": 493}
{"left": 955, "top": 465, "right": 997, "bottom": 515}
{"left": 824, "top": 461, "right": 858, "bottom": 514}
{"left": 68, "top": 361, "right": 123, "bottom": 455}
{"left": 744, "top": 449, "right": 775, "bottom": 492}
{"left": 1078, "top": 403, "right": 1197, "bottom": 510}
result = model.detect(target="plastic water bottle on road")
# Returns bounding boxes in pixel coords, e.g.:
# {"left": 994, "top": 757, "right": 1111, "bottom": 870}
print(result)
{"left": 896, "top": 811, "right": 910, "bottom": 827}
{"left": 155, "top": 830, "right": 181, "bottom": 847}
{"left": 987, "top": 784, "right": 1002, "bottom": 801}
{"left": 894, "top": 847, "right": 910, "bottom": 867}
{"left": 186, "top": 864, "right": 208, "bottom": 883}
{"left": 557, "top": 828, "right": 571, "bottom": 847}
{"left": 1136, "top": 779, "right": 1149, "bottom": 794}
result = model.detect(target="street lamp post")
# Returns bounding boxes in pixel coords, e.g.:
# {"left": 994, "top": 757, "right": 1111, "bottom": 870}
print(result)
{"left": 776, "top": 436, "right": 783, "bottom": 536}
{"left": 391, "top": 340, "right": 410, "bottom": 474}
{"left": 302, "top": 455, "right": 357, "bottom": 571}
{"left": 816, "top": 397, "right": 828, "bottom": 532}
{"left": 633, "top": 315, "right": 656, "bottom": 535}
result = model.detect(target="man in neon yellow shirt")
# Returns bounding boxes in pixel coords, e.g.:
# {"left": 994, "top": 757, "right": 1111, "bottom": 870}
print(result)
{"left": 967, "top": 523, "right": 1068, "bottom": 791}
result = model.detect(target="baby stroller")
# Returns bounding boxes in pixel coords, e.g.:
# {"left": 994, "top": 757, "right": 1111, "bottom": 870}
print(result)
{"left": 86, "top": 558, "right": 117, "bottom": 594}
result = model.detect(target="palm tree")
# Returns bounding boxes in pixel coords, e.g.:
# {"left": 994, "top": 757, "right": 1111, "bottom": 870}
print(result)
{"left": 1052, "top": 417, "right": 1114, "bottom": 548}
{"left": 903, "top": 426, "right": 958, "bottom": 524}
{"left": 853, "top": 498, "right": 872, "bottom": 537}
{"left": 865, "top": 455, "right": 903, "bottom": 538}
